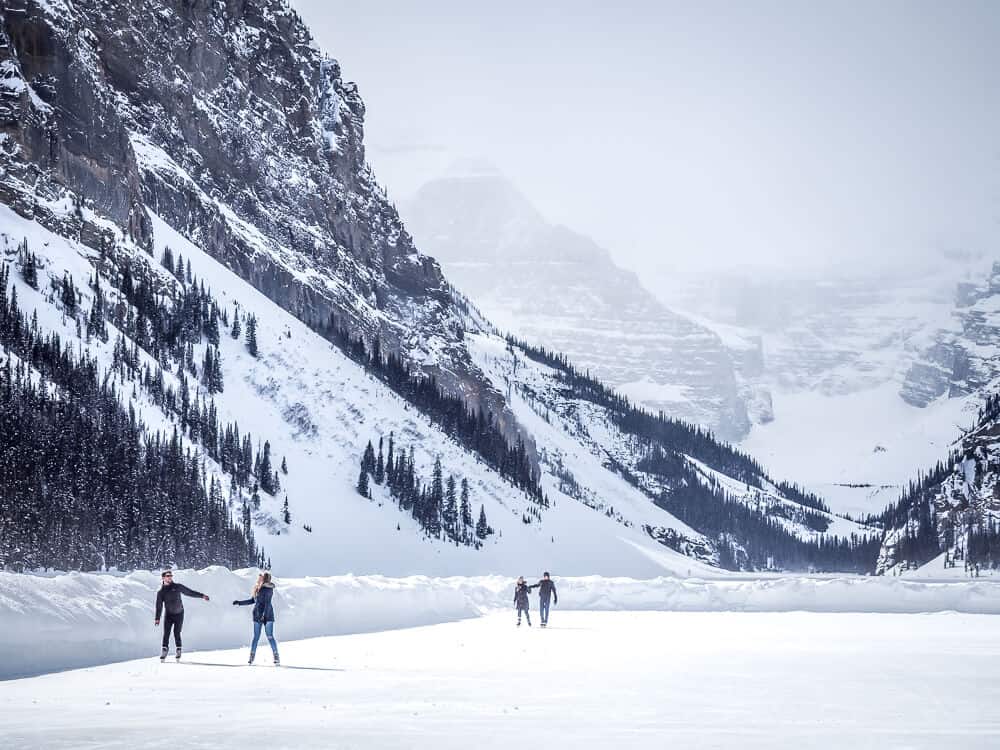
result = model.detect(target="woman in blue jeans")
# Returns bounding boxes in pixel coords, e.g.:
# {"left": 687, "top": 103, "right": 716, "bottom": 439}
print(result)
{"left": 233, "top": 572, "right": 280, "bottom": 665}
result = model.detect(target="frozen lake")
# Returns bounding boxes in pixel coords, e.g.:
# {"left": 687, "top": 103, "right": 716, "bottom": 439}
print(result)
{"left": 2, "top": 610, "right": 998, "bottom": 749}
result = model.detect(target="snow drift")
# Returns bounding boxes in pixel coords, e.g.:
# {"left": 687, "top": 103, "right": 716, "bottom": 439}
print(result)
{"left": 4, "top": 567, "right": 1000, "bottom": 679}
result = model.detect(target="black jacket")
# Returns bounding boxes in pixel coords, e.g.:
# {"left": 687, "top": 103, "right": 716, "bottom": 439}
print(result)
{"left": 155, "top": 582, "right": 206, "bottom": 620}
{"left": 513, "top": 582, "right": 531, "bottom": 609}
{"left": 530, "top": 579, "right": 557, "bottom": 604}
{"left": 234, "top": 582, "right": 276, "bottom": 623}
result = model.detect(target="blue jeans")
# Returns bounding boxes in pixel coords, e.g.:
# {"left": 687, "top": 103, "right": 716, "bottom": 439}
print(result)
{"left": 540, "top": 600, "right": 550, "bottom": 624}
{"left": 251, "top": 621, "right": 279, "bottom": 659}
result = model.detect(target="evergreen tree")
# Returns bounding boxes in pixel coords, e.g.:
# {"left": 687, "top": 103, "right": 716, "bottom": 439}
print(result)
{"left": 231, "top": 313, "right": 241, "bottom": 340}
{"left": 60, "top": 273, "right": 77, "bottom": 315}
{"left": 476, "top": 505, "right": 490, "bottom": 540}
{"left": 427, "top": 457, "right": 444, "bottom": 536}
{"left": 87, "top": 273, "right": 107, "bottom": 341}
{"left": 258, "top": 441, "right": 275, "bottom": 494}
{"left": 282, "top": 496, "right": 291, "bottom": 524}
{"left": 385, "top": 434, "right": 395, "bottom": 484}
{"left": 443, "top": 475, "right": 458, "bottom": 537}
{"left": 362, "top": 440, "right": 376, "bottom": 474}
{"left": 19, "top": 243, "right": 38, "bottom": 289}
{"left": 375, "top": 437, "right": 385, "bottom": 484}
{"left": 460, "top": 478, "right": 472, "bottom": 530}
{"left": 161, "top": 245, "right": 175, "bottom": 276}
{"left": 357, "top": 466, "right": 370, "bottom": 498}
{"left": 246, "top": 314, "right": 258, "bottom": 357}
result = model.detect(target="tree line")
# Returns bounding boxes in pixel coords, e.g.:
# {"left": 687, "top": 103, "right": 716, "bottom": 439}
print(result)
{"left": 657, "top": 478, "right": 880, "bottom": 572}
{"left": 357, "top": 435, "right": 493, "bottom": 547}
{"left": 509, "top": 336, "right": 830, "bottom": 513}
{"left": 0, "top": 260, "right": 262, "bottom": 571}
{"left": 324, "top": 315, "right": 546, "bottom": 506}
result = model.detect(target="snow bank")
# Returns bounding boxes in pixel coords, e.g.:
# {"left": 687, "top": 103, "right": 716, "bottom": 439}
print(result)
{"left": 4, "top": 568, "right": 1000, "bottom": 678}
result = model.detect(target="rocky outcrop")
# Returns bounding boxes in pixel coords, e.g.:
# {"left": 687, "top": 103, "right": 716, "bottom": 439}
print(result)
{"left": 0, "top": 0, "right": 523, "bottom": 441}
{"left": 901, "top": 262, "right": 1000, "bottom": 407}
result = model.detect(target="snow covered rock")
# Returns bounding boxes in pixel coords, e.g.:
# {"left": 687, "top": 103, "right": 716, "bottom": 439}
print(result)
{"left": 402, "top": 171, "right": 751, "bottom": 442}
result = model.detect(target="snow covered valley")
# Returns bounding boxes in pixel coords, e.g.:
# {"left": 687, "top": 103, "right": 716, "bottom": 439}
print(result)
{"left": 2, "top": 608, "right": 999, "bottom": 749}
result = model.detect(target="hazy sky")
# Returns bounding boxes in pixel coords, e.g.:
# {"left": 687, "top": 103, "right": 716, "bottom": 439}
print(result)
{"left": 293, "top": 0, "right": 1000, "bottom": 276}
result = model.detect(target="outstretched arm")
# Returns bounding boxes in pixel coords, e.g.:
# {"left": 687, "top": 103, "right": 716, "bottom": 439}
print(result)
{"left": 233, "top": 597, "right": 255, "bottom": 606}
{"left": 176, "top": 583, "right": 209, "bottom": 600}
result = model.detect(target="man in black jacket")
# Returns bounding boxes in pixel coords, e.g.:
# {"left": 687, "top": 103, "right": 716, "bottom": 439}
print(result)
{"left": 530, "top": 572, "right": 558, "bottom": 628}
{"left": 154, "top": 570, "right": 210, "bottom": 661}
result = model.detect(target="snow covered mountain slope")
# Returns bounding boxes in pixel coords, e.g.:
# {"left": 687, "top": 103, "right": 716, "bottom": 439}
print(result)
{"left": 901, "top": 262, "right": 1000, "bottom": 407}
{"left": 0, "top": 0, "right": 883, "bottom": 574}
{"left": 0, "top": 201, "right": 716, "bottom": 577}
{"left": 0, "top": 0, "right": 511, "bottom": 430}
{"left": 657, "top": 267, "right": 995, "bottom": 516}
{"left": 469, "top": 335, "right": 878, "bottom": 570}
{"left": 400, "top": 170, "right": 751, "bottom": 442}
{"left": 877, "top": 392, "right": 1000, "bottom": 574}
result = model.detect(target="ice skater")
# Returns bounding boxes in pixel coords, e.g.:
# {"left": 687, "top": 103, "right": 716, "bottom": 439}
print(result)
{"left": 529, "top": 571, "right": 558, "bottom": 627}
{"left": 154, "top": 570, "right": 210, "bottom": 661}
{"left": 514, "top": 575, "right": 532, "bottom": 626}
{"left": 233, "top": 571, "right": 280, "bottom": 665}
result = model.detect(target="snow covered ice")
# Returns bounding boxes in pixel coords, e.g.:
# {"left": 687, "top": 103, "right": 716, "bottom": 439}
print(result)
{"left": 2, "top": 569, "right": 1000, "bottom": 747}
{"left": 2, "top": 610, "right": 999, "bottom": 749}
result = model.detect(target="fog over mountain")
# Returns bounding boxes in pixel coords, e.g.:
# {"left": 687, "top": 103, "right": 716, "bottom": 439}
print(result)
{"left": 293, "top": 0, "right": 1000, "bottom": 279}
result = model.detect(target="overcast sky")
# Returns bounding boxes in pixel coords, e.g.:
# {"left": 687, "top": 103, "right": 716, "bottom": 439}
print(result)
{"left": 293, "top": 0, "right": 1000, "bottom": 276}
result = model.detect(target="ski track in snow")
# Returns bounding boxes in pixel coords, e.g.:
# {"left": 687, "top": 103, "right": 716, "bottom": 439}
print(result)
{"left": 2, "top": 611, "right": 999, "bottom": 749}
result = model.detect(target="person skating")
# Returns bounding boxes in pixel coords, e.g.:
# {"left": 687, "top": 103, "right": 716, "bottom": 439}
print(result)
{"left": 233, "top": 571, "right": 280, "bottom": 665}
{"left": 154, "top": 570, "right": 210, "bottom": 661}
{"left": 513, "top": 576, "right": 532, "bottom": 627}
{"left": 529, "top": 571, "right": 558, "bottom": 628}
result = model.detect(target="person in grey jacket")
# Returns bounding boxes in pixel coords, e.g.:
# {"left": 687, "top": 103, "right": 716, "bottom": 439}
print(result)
{"left": 233, "top": 572, "right": 280, "bottom": 665}
{"left": 529, "top": 572, "right": 558, "bottom": 627}
{"left": 513, "top": 576, "right": 532, "bottom": 627}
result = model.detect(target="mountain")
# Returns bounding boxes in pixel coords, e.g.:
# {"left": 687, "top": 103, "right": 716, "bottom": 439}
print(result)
{"left": 901, "top": 262, "right": 1000, "bottom": 407}
{"left": 0, "top": 0, "right": 876, "bottom": 576}
{"left": 400, "top": 169, "right": 752, "bottom": 442}
{"left": 0, "top": 0, "right": 506, "bottom": 428}
{"left": 878, "top": 390, "right": 1000, "bottom": 574}
{"left": 657, "top": 267, "right": 993, "bottom": 517}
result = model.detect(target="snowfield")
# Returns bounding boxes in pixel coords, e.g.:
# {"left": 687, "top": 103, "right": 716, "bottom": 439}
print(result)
{"left": 2, "top": 610, "right": 999, "bottom": 749}
{"left": 3, "top": 568, "right": 1000, "bottom": 680}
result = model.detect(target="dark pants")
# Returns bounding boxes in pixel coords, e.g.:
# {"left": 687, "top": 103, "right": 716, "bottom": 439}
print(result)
{"left": 162, "top": 611, "right": 184, "bottom": 649}
{"left": 251, "top": 621, "right": 279, "bottom": 659}
{"left": 540, "top": 599, "right": 551, "bottom": 624}
{"left": 517, "top": 607, "right": 531, "bottom": 624}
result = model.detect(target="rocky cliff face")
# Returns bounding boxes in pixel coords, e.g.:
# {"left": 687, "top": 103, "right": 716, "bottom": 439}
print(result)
{"left": 401, "top": 172, "right": 751, "bottom": 442}
{"left": 901, "top": 262, "right": 1000, "bottom": 408}
{"left": 877, "top": 400, "right": 1000, "bottom": 573}
{"left": 0, "top": 0, "right": 510, "bottom": 424}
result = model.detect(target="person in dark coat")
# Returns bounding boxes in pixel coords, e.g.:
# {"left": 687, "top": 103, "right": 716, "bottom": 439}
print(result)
{"left": 513, "top": 576, "right": 532, "bottom": 627}
{"left": 233, "top": 572, "right": 280, "bottom": 665}
{"left": 154, "top": 570, "right": 210, "bottom": 661}
{"left": 529, "top": 572, "right": 558, "bottom": 627}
